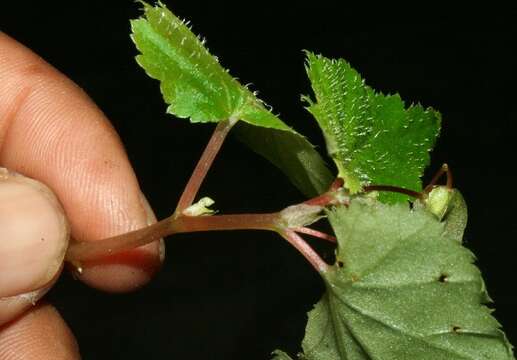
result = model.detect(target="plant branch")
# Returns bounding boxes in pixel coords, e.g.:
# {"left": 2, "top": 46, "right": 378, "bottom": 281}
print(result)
{"left": 65, "top": 217, "right": 174, "bottom": 262}
{"left": 66, "top": 183, "right": 344, "bottom": 269}
{"left": 304, "top": 192, "right": 338, "bottom": 207}
{"left": 281, "top": 229, "right": 329, "bottom": 273}
{"left": 66, "top": 212, "right": 279, "bottom": 262}
{"left": 174, "top": 118, "right": 237, "bottom": 215}
{"left": 424, "top": 163, "right": 453, "bottom": 193}
{"left": 292, "top": 227, "right": 336, "bottom": 243}
{"left": 170, "top": 213, "right": 279, "bottom": 233}
{"left": 363, "top": 184, "right": 424, "bottom": 200}
{"left": 304, "top": 179, "right": 349, "bottom": 207}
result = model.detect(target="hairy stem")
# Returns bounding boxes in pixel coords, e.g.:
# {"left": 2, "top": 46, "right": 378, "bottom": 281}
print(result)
{"left": 174, "top": 118, "right": 237, "bottom": 215}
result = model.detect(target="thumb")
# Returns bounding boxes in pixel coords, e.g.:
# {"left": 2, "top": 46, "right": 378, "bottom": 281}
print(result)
{"left": 0, "top": 168, "right": 69, "bottom": 325}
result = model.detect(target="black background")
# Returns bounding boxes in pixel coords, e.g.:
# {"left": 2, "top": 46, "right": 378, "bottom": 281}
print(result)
{"left": 2, "top": 2, "right": 516, "bottom": 359}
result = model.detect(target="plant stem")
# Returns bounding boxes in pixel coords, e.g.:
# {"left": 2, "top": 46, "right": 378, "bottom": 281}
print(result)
{"left": 66, "top": 185, "right": 342, "bottom": 271}
{"left": 281, "top": 229, "right": 329, "bottom": 273}
{"left": 174, "top": 118, "right": 237, "bottom": 215}
{"left": 65, "top": 217, "right": 173, "bottom": 262}
{"left": 304, "top": 192, "right": 338, "bottom": 207}
{"left": 363, "top": 184, "right": 423, "bottom": 199}
{"left": 329, "top": 177, "right": 344, "bottom": 191}
{"left": 170, "top": 213, "right": 279, "bottom": 233}
{"left": 66, "top": 212, "right": 279, "bottom": 262}
{"left": 424, "top": 163, "right": 453, "bottom": 193}
{"left": 66, "top": 211, "right": 330, "bottom": 274}
{"left": 292, "top": 227, "right": 336, "bottom": 243}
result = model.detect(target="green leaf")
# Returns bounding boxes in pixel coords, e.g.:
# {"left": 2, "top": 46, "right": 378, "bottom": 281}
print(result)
{"left": 131, "top": 2, "right": 333, "bottom": 197}
{"left": 131, "top": 1, "right": 286, "bottom": 129}
{"left": 304, "top": 52, "right": 441, "bottom": 203}
{"left": 442, "top": 190, "right": 468, "bottom": 243}
{"left": 276, "top": 198, "right": 514, "bottom": 359}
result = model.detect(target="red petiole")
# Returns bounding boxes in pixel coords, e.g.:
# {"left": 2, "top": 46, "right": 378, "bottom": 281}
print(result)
{"left": 174, "top": 118, "right": 237, "bottom": 215}
{"left": 291, "top": 227, "right": 337, "bottom": 243}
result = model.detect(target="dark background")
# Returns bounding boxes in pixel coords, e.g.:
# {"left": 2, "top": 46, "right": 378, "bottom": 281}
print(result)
{"left": 2, "top": 2, "right": 516, "bottom": 359}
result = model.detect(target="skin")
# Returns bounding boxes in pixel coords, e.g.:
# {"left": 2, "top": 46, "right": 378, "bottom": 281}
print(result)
{"left": 0, "top": 32, "right": 165, "bottom": 358}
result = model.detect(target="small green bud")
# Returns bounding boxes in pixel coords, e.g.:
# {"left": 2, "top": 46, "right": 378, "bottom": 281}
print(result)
{"left": 425, "top": 186, "right": 452, "bottom": 220}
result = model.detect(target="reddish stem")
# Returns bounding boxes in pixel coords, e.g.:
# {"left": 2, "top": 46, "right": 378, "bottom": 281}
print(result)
{"left": 363, "top": 184, "right": 423, "bottom": 199}
{"left": 292, "top": 227, "right": 337, "bottom": 243}
{"left": 170, "top": 213, "right": 279, "bottom": 233}
{"left": 329, "top": 178, "right": 344, "bottom": 191}
{"left": 304, "top": 178, "right": 347, "bottom": 207}
{"left": 66, "top": 181, "right": 344, "bottom": 268}
{"left": 303, "top": 192, "right": 337, "bottom": 207}
{"left": 175, "top": 119, "right": 236, "bottom": 215}
{"left": 65, "top": 217, "right": 173, "bottom": 262}
{"left": 424, "top": 163, "right": 453, "bottom": 193}
{"left": 66, "top": 212, "right": 279, "bottom": 262}
{"left": 281, "top": 229, "right": 329, "bottom": 273}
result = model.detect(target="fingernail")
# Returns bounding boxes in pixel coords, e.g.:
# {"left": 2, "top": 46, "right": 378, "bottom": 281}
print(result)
{"left": 139, "top": 192, "right": 165, "bottom": 262}
{"left": 0, "top": 168, "right": 69, "bottom": 299}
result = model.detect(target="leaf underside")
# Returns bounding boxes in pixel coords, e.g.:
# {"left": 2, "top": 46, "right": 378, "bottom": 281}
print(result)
{"left": 131, "top": 2, "right": 332, "bottom": 197}
{"left": 304, "top": 52, "right": 441, "bottom": 203}
{"left": 274, "top": 198, "right": 514, "bottom": 360}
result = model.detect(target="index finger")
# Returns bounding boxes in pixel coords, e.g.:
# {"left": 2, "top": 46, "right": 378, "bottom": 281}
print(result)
{"left": 0, "top": 32, "right": 164, "bottom": 292}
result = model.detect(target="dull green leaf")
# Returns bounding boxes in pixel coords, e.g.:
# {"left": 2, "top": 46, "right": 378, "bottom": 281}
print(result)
{"left": 131, "top": 2, "right": 332, "bottom": 197}
{"left": 275, "top": 198, "right": 514, "bottom": 359}
{"left": 441, "top": 189, "right": 468, "bottom": 242}
{"left": 304, "top": 52, "right": 441, "bottom": 203}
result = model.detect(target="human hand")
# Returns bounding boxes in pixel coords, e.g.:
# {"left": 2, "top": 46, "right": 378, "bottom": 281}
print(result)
{"left": 0, "top": 33, "right": 164, "bottom": 359}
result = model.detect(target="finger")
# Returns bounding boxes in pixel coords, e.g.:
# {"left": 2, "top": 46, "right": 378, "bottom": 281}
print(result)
{"left": 0, "top": 32, "right": 165, "bottom": 292}
{"left": 0, "top": 169, "right": 67, "bottom": 326}
{"left": 0, "top": 303, "right": 80, "bottom": 359}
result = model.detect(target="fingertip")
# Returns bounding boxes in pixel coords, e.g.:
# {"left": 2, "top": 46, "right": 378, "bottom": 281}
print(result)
{"left": 0, "top": 34, "right": 165, "bottom": 293}
{"left": 77, "top": 242, "right": 163, "bottom": 293}
{"left": 0, "top": 273, "right": 57, "bottom": 327}
{"left": 75, "top": 193, "right": 164, "bottom": 293}
{"left": 0, "top": 304, "right": 80, "bottom": 360}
